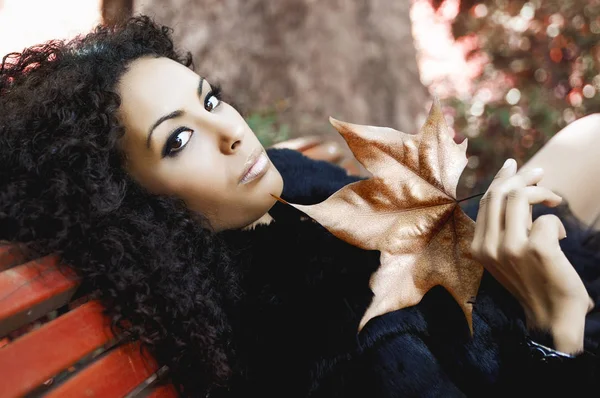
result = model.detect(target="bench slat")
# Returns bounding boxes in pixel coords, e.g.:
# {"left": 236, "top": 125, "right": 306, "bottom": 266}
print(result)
{"left": 46, "top": 342, "right": 161, "bottom": 398}
{"left": 146, "top": 384, "right": 180, "bottom": 398}
{"left": 0, "top": 301, "right": 114, "bottom": 397}
{"left": 0, "top": 244, "right": 26, "bottom": 271}
{"left": 0, "top": 255, "right": 79, "bottom": 335}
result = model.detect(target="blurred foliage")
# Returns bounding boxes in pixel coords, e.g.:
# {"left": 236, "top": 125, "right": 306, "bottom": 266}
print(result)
{"left": 431, "top": 0, "right": 600, "bottom": 198}
{"left": 246, "top": 109, "right": 291, "bottom": 148}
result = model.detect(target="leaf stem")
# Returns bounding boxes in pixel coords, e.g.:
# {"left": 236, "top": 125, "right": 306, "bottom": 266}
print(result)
{"left": 457, "top": 192, "right": 485, "bottom": 204}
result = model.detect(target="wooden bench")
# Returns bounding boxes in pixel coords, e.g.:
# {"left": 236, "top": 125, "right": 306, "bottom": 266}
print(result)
{"left": 0, "top": 244, "right": 179, "bottom": 397}
{"left": 0, "top": 137, "right": 358, "bottom": 397}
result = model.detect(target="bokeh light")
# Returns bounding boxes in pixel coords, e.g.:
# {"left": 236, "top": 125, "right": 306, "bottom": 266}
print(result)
{"left": 505, "top": 88, "right": 521, "bottom": 105}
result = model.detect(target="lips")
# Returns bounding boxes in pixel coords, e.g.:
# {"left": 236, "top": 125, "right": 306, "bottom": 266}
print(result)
{"left": 239, "top": 148, "right": 269, "bottom": 184}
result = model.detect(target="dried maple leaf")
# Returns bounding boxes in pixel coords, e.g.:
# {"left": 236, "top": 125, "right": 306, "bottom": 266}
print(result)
{"left": 278, "top": 98, "right": 483, "bottom": 332}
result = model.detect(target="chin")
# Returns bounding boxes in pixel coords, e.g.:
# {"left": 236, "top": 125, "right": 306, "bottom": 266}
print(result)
{"left": 263, "top": 165, "right": 284, "bottom": 198}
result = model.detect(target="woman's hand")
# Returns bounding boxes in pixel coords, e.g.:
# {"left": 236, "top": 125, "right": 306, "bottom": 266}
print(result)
{"left": 470, "top": 158, "right": 593, "bottom": 354}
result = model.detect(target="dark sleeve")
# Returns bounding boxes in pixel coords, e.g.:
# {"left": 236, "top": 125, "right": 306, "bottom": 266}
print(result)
{"left": 311, "top": 287, "right": 474, "bottom": 397}
{"left": 472, "top": 278, "right": 600, "bottom": 397}
{"left": 312, "top": 313, "right": 468, "bottom": 398}
{"left": 318, "top": 286, "right": 600, "bottom": 398}
{"left": 347, "top": 313, "right": 468, "bottom": 398}
{"left": 495, "top": 325, "right": 600, "bottom": 397}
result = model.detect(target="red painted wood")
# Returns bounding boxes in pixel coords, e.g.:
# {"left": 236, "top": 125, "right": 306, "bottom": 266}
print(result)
{"left": 0, "top": 301, "right": 114, "bottom": 397}
{"left": 0, "top": 244, "right": 26, "bottom": 271}
{"left": 147, "top": 383, "right": 180, "bottom": 398}
{"left": 46, "top": 342, "right": 160, "bottom": 398}
{"left": 0, "top": 245, "right": 180, "bottom": 396}
{"left": 0, "top": 255, "right": 79, "bottom": 323}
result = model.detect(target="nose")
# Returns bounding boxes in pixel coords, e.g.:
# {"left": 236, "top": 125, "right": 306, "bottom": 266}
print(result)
{"left": 220, "top": 124, "right": 244, "bottom": 154}
{"left": 201, "top": 113, "right": 244, "bottom": 154}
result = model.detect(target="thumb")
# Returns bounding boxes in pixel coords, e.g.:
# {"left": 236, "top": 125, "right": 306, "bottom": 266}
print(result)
{"left": 495, "top": 158, "right": 517, "bottom": 180}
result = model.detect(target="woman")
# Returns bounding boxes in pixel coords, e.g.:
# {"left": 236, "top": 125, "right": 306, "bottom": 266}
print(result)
{"left": 0, "top": 16, "right": 599, "bottom": 397}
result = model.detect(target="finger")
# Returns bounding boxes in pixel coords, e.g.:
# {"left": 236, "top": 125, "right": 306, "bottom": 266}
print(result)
{"left": 485, "top": 167, "right": 545, "bottom": 235}
{"left": 520, "top": 165, "right": 556, "bottom": 230}
{"left": 484, "top": 166, "right": 546, "bottom": 254}
{"left": 473, "top": 159, "right": 517, "bottom": 249}
{"left": 529, "top": 214, "right": 568, "bottom": 248}
{"left": 516, "top": 166, "right": 546, "bottom": 186}
{"left": 505, "top": 186, "right": 563, "bottom": 244}
{"left": 494, "top": 158, "right": 518, "bottom": 181}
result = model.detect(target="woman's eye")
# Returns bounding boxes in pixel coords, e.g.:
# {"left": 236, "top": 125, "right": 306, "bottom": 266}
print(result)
{"left": 164, "top": 128, "right": 193, "bottom": 157}
{"left": 205, "top": 94, "right": 220, "bottom": 112}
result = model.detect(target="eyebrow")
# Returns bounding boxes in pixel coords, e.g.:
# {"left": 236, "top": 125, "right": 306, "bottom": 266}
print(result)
{"left": 146, "top": 77, "right": 205, "bottom": 148}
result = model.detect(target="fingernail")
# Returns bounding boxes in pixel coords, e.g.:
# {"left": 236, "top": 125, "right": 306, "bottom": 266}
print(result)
{"left": 559, "top": 224, "right": 567, "bottom": 240}
{"left": 532, "top": 167, "right": 544, "bottom": 175}
{"left": 502, "top": 159, "right": 514, "bottom": 169}
{"left": 555, "top": 194, "right": 563, "bottom": 202}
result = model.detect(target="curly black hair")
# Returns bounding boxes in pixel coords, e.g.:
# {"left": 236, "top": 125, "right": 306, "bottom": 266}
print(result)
{"left": 0, "top": 16, "right": 242, "bottom": 395}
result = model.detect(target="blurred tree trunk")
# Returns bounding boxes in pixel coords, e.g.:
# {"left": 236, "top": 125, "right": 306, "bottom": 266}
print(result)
{"left": 102, "top": 0, "right": 133, "bottom": 25}
{"left": 136, "top": 0, "right": 428, "bottom": 138}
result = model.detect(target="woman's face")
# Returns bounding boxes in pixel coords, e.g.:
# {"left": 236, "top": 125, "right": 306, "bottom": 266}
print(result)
{"left": 118, "top": 57, "right": 283, "bottom": 231}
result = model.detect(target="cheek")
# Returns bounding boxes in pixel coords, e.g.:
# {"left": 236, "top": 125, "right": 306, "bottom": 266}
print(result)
{"left": 163, "top": 155, "right": 231, "bottom": 208}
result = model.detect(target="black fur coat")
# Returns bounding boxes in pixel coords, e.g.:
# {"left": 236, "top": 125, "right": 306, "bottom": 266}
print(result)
{"left": 220, "top": 148, "right": 600, "bottom": 398}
